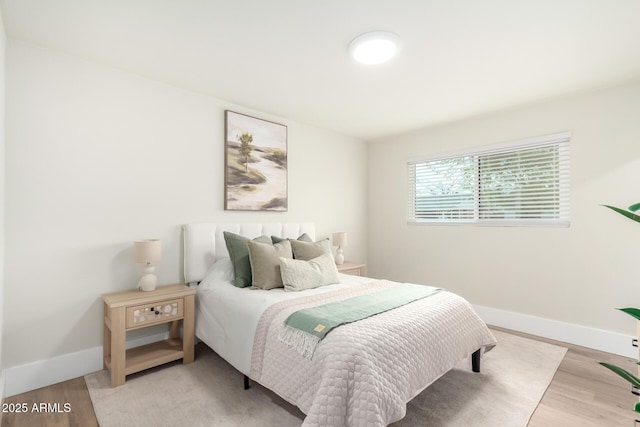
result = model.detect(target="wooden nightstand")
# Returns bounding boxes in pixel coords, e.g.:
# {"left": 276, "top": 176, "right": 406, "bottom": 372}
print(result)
{"left": 337, "top": 262, "right": 366, "bottom": 276}
{"left": 102, "top": 283, "right": 196, "bottom": 387}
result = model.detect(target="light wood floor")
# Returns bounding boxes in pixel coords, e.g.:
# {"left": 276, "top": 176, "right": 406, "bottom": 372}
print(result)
{"left": 2, "top": 327, "right": 638, "bottom": 426}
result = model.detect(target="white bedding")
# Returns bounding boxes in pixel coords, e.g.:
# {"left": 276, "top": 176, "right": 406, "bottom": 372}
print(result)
{"left": 195, "top": 258, "right": 373, "bottom": 375}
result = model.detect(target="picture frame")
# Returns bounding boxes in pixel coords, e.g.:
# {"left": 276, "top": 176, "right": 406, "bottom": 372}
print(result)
{"left": 224, "top": 110, "right": 288, "bottom": 211}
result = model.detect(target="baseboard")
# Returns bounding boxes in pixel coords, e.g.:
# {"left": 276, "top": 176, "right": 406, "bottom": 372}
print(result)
{"left": 0, "top": 368, "right": 5, "bottom": 426}
{"left": 474, "top": 304, "right": 637, "bottom": 359}
{"left": 4, "top": 332, "right": 167, "bottom": 397}
{"left": 1, "top": 367, "right": 5, "bottom": 399}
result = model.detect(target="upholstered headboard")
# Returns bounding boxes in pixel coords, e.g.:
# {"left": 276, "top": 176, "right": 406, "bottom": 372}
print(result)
{"left": 182, "top": 222, "right": 315, "bottom": 285}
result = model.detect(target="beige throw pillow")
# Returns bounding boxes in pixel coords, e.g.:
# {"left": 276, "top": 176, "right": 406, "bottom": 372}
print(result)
{"left": 280, "top": 252, "right": 340, "bottom": 292}
{"left": 290, "top": 238, "right": 332, "bottom": 261}
{"left": 247, "top": 240, "right": 293, "bottom": 290}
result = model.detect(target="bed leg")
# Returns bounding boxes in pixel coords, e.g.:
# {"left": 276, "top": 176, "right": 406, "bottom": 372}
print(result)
{"left": 472, "top": 349, "right": 481, "bottom": 373}
{"left": 244, "top": 375, "right": 251, "bottom": 390}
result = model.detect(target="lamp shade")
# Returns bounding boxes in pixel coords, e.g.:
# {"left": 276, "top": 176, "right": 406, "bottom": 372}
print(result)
{"left": 134, "top": 239, "right": 162, "bottom": 264}
{"left": 332, "top": 232, "right": 347, "bottom": 247}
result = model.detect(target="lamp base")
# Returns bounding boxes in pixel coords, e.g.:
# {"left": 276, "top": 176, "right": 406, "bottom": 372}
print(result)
{"left": 139, "top": 264, "right": 157, "bottom": 291}
{"left": 335, "top": 247, "right": 345, "bottom": 265}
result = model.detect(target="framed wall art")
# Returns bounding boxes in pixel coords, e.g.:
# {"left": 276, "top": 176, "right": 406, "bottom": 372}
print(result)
{"left": 224, "top": 110, "right": 288, "bottom": 211}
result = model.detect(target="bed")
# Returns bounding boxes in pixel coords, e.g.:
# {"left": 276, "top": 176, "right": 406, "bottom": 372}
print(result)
{"left": 183, "top": 222, "right": 497, "bottom": 427}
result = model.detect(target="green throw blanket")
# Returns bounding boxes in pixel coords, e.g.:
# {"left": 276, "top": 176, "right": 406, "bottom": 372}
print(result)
{"left": 279, "top": 283, "right": 443, "bottom": 358}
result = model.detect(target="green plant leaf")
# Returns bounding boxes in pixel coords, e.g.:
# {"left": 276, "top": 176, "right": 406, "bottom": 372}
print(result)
{"left": 635, "top": 401, "right": 640, "bottom": 413}
{"left": 602, "top": 205, "right": 640, "bottom": 224}
{"left": 629, "top": 202, "right": 640, "bottom": 212}
{"left": 599, "top": 362, "right": 640, "bottom": 388}
{"left": 618, "top": 308, "right": 640, "bottom": 321}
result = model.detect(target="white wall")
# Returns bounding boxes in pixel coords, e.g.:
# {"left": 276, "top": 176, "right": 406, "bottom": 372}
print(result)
{"left": 3, "top": 40, "right": 367, "bottom": 394}
{"left": 368, "top": 83, "right": 640, "bottom": 348}
{"left": 0, "top": 3, "right": 7, "bottom": 410}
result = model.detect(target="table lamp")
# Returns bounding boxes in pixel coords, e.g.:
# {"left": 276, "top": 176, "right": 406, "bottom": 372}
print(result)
{"left": 332, "top": 232, "right": 347, "bottom": 265}
{"left": 134, "top": 239, "right": 162, "bottom": 291}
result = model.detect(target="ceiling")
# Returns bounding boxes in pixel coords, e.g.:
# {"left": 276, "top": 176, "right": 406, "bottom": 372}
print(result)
{"left": 2, "top": 0, "right": 640, "bottom": 140}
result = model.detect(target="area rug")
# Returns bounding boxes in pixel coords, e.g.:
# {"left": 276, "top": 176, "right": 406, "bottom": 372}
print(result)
{"left": 85, "top": 329, "right": 566, "bottom": 426}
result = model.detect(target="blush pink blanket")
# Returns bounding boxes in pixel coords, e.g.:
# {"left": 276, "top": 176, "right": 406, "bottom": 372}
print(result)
{"left": 250, "top": 280, "right": 497, "bottom": 427}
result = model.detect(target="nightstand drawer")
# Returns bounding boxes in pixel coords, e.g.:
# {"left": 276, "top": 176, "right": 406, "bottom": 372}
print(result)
{"left": 340, "top": 267, "right": 363, "bottom": 276}
{"left": 336, "top": 262, "right": 366, "bottom": 277}
{"left": 126, "top": 298, "right": 183, "bottom": 329}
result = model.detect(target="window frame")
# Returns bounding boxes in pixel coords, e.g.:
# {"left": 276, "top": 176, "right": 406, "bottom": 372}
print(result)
{"left": 407, "top": 132, "right": 571, "bottom": 227}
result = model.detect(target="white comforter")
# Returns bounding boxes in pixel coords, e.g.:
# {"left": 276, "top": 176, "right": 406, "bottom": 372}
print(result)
{"left": 250, "top": 280, "right": 497, "bottom": 427}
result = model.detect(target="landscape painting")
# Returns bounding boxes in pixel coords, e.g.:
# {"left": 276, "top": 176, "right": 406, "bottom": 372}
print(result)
{"left": 224, "top": 110, "right": 288, "bottom": 211}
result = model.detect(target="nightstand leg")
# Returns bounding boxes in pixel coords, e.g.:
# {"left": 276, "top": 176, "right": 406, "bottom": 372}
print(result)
{"left": 110, "top": 306, "right": 126, "bottom": 387}
{"left": 103, "top": 303, "right": 111, "bottom": 370}
{"left": 182, "top": 294, "right": 195, "bottom": 364}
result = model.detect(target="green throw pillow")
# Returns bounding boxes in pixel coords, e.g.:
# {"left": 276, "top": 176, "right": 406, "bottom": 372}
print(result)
{"left": 223, "top": 231, "right": 272, "bottom": 288}
{"left": 271, "top": 233, "right": 313, "bottom": 244}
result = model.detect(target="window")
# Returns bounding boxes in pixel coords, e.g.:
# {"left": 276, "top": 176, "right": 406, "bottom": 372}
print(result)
{"left": 407, "top": 132, "right": 570, "bottom": 226}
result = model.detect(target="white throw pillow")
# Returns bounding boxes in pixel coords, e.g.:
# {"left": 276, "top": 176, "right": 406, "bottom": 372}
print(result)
{"left": 279, "top": 252, "right": 340, "bottom": 292}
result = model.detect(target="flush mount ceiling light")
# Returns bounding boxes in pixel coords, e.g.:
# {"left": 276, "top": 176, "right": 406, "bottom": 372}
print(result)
{"left": 348, "top": 31, "right": 400, "bottom": 65}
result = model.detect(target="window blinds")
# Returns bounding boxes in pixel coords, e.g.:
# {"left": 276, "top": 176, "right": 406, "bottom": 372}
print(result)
{"left": 408, "top": 132, "right": 570, "bottom": 226}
